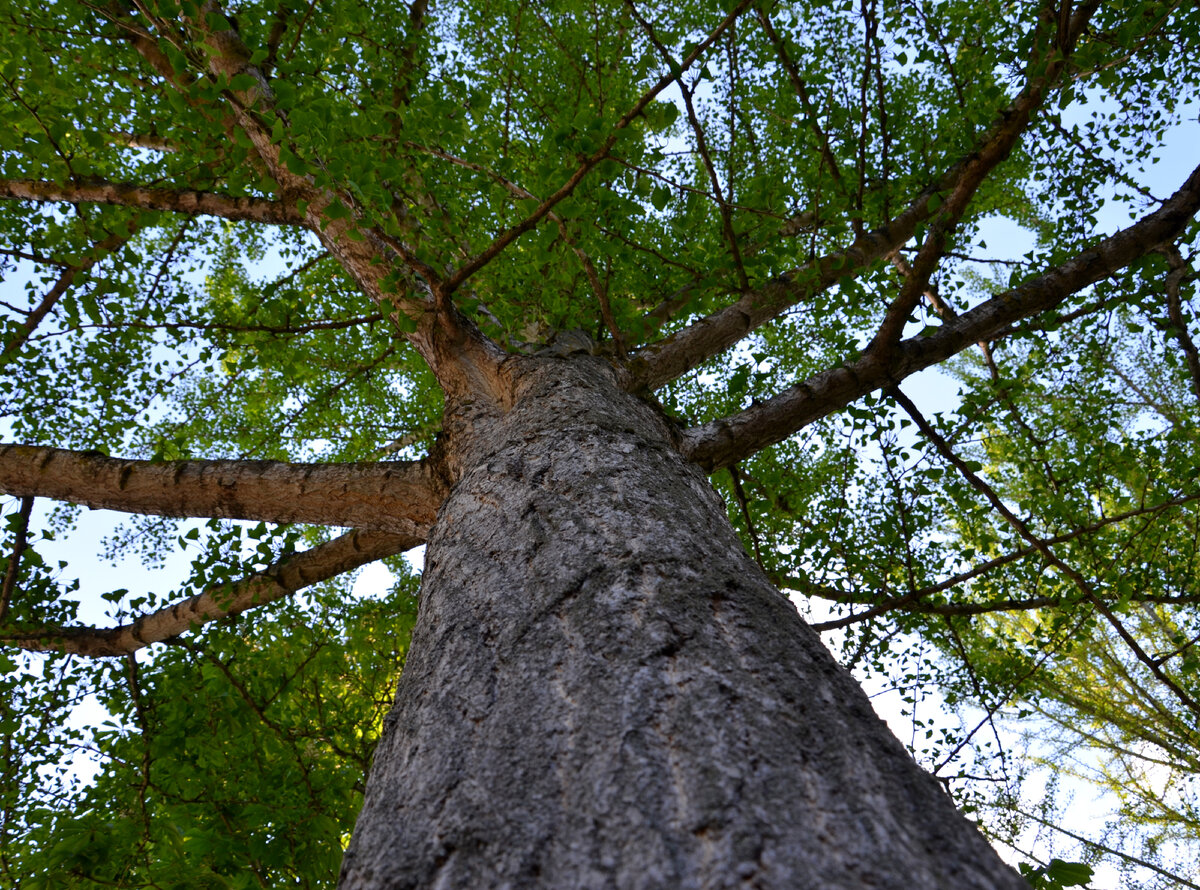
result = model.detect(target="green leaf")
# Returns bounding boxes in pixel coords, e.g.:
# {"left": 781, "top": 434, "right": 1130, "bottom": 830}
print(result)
{"left": 1044, "top": 860, "right": 1093, "bottom": 887}
{"left": 229, "top": 72, "right": 258, "bottom": 92}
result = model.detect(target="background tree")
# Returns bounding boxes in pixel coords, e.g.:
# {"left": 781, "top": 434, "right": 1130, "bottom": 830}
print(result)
{"left": 0, "top": 0, "right": 1198, "bottom": 887}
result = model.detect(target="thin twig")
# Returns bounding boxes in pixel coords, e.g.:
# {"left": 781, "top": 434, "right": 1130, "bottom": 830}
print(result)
{"left": 891, "top": 384, "right": 1200, "bottom": 721}
{"left": 728, "top": 465, "right": 764, "bottom": 568}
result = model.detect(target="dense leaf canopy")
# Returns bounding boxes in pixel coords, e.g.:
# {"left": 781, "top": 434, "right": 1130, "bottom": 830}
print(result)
{"left": 1, "top": 0, "right": 1198, "bottom": 886}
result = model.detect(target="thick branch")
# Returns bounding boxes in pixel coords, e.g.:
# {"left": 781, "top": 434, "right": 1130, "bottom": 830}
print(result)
{"left": 148, "top": 2, "right": 510, "bottom": 400}
{"left": 107, "top": 131, "right": 177, "bottom": 152}
{"left": 629, "top": 185, "right": 941, "bottom": 391}
{"left": 867, "top": 0, "right": 1101, "bottom": 353}
{"left": 682, "top": 159, "right": 1200, "bottom": 469}
{"left": 0, "top": 177, "right": 305, "bottom": 226}
{"left": 0, "top": 445, "right": 441, "bottom": 538}
{"left": 0, "top": 528, "right": 417, "bottom": 657}
{"left": 631, "top": 1, "right": 1100, "bottom": 392}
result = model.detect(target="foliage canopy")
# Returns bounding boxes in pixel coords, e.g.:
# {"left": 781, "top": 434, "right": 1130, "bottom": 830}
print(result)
{"left": 0, "top": 0, "right": 1198, "bottom": 886}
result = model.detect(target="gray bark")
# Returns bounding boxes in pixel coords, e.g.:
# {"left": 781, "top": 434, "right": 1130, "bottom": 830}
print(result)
{"left": 338, "top": 356, "right": 1026, "bottom": 890}
{"left": 0, "top": 445, "right": 439, "bottom": 537}
{"left": 3, "top": 528, "right": 419, "bottom": 657}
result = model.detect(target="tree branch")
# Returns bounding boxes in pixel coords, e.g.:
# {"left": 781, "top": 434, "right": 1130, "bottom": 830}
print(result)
{"left": 0, "top": 177, "right": 306, "bottom": 226}
{"left": 406, "top": 143, "right": 627, "bottom": 351}
{"left": 629, "top": 182, "right": 942, "bottom": 391}
{"left": 1161, "top": 244, "right": 1200, "bottom": 404}
{"left": 793, "top": 489, "right": 1200, "bottom": 629}
{"left": 106, "top": 131, "right": 177, "bottom": 152}
{"left": 441, "top": 0, "right": 756, "bottom": 295}
{"left": 0, "top": 445, "right": 441, "bottom": 538}
{"left": 0, "top": 528, "right": 418, "bottom": 657}
{"left": 2, "top": 229, "right": 134, "bottom": 360}
{"left": 807, "top": 589, "right": 1200, "bottom": 630}
{"left": 681, "top": 159, "right": 1200, "bottom": 470}
{"left": 1014, "top": 807, "right": 1200, "bottom": 890}
{"left": 630, "top": 1, "right": 1101, "bottom": 392}
{"left": 890, "top": 385, "right": 1200, "bottom": 719}
{"left": 126, "top": 0, "right": 511, "bottom": 400}
{"left": 0, "top": 497, "right": 34, "bottom": 624}
{"left": 867, "top": 0, "right": 1101, "bottom": 354}
{"left": 626, "top": 6, "right": 749, "bottom": 292}
{"left": 754, "top": 7, "right": 846, "bottom": 194}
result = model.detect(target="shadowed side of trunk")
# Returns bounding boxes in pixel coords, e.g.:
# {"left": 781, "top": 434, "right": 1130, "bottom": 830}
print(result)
{"left": 338, "top": 356, "right": 1026, "bottom": 890}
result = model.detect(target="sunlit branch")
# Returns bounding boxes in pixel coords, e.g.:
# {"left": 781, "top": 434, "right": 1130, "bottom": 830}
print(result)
{"left": 0, "top": 177, "right": 305, "bottom": 226}
{"left": 106, "top": 131, "right": 177, "bottom": 152}
{"left": 0, "top": 528, "right": 419, "bottom": 657}
{"left": 0, "top": 445, "right": 441, "bottom": 538}
{"left": 681, "top": 159, "right": 1200, "bottom": 470}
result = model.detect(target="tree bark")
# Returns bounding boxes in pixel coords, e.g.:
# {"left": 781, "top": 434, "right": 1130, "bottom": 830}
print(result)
{"left": 338, "top": 356, "right": 1026, "bottom": 890}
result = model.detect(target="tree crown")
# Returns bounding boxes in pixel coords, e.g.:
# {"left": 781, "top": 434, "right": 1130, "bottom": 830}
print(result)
{"left": 1, "top": 0, "right": 1199, "bottom": 885}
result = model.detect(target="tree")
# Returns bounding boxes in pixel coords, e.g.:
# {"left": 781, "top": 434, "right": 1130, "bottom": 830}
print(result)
{"left": 0, "top": 0, "right": 1197, "bottom": 887}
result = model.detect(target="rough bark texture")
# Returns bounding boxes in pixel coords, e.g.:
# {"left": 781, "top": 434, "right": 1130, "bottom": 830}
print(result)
{"left": 0, "top": 177, "right": 305, "bottom": 226}
{"left": 0, "top": 445, "right": 439, "bottom": 537}
{"left": 339, "top": 357, "right": 1026, "bottom": 890}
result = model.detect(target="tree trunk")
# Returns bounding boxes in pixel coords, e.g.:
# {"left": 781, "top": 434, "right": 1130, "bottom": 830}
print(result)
{"left": 338, "top": 355, "right": 1026, "bottom": 890}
